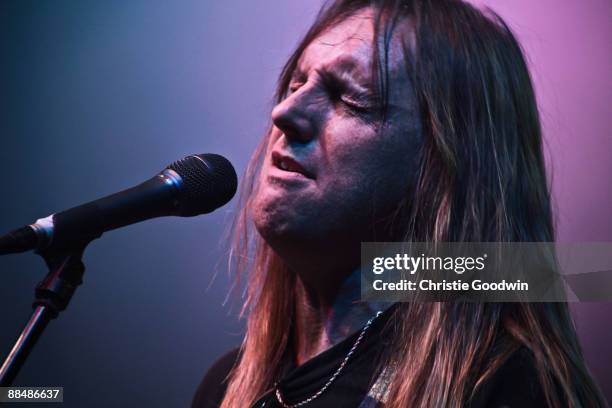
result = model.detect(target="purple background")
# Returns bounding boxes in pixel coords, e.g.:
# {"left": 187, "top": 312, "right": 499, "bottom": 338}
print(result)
{"left": 0, "top": 1, "right": 609, "bottom": 406}
{"left": 474, "top": 0, "right": 612, "bottom": 400}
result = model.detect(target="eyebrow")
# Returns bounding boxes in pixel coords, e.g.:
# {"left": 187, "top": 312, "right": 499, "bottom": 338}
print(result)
{"left": 292, "top": 56, "right": 376, "bottom": 98}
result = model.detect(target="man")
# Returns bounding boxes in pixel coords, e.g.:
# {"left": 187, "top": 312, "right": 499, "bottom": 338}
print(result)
{"left": 194, "top": 1, "right": 607, "bottom": 407}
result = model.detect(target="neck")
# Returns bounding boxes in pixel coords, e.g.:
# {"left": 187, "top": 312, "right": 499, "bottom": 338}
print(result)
{"left": 292, "top": 269, "right": 389, "bottom": 365}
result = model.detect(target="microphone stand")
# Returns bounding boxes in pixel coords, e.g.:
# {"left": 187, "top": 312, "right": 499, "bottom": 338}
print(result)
{"left": 0, "top": 243, "right": 89, "bottom": 386}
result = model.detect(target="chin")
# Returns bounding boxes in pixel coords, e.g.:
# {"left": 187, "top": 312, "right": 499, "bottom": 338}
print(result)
{"left": 250, "top": 192, "right": 295, "bottom": 241}
{"left": 250, "top": 196, "right": 325, "bottom": 253}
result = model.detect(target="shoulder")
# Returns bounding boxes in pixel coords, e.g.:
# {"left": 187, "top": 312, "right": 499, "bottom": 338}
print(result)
{"left": 192, "top": 348, "right": 241, "bottom": 408}
{"left": 470, "top": 348, "right": 552, "bottom": 408}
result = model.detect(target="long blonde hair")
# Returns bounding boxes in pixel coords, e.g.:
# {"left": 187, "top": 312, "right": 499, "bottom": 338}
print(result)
{"left": 221, "top": 1, "right": 607, "bottom": 407}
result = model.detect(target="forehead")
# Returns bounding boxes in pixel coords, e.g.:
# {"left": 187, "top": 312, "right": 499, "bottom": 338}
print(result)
{"left": 297, "top": 8, "right": 409, "bottom": 83}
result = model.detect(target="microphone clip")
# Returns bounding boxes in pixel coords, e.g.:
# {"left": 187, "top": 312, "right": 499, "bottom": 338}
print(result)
{"left": 0, "top": 240, "right": 93, "bottom": 386}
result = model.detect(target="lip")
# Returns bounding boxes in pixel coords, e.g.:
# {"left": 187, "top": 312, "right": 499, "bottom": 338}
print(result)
{"left": 271, "top": 151, "right": 314, "bottom": 179}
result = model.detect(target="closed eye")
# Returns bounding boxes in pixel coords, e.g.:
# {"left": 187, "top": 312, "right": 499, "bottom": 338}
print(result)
{"left": 289, "top": 82, "right": 304, "bottom": 94}
{"left": 317, "top": 69, "right": 376, "bottom": 112}
{"left": 340, "top": 93, "right": 375, "bottom": 112}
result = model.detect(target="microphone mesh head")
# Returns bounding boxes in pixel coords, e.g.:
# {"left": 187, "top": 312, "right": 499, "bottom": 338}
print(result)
{"left": 167, "top": 153, "right": 238, "bottom": 216}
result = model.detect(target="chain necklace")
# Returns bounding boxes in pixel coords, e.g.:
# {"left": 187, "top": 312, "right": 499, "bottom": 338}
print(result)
{"left": 274, "top": 310, "right": 383, "bottom": 408}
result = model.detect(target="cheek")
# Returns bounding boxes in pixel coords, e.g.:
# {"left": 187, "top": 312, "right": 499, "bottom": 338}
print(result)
{"left": 316, "top": 123, "right": 419, "bottom": 226}
{"left": 322, "top": 120, "right": 417, "bottom": 195}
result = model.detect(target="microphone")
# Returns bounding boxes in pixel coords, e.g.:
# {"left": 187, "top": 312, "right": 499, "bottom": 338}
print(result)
{"left": 0, "top": 153, "right": 238, "bottom": 255}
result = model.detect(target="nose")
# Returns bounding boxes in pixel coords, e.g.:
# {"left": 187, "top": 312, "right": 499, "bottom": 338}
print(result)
{"left": 271, "top": 87, "right": 317, "bottom": 144}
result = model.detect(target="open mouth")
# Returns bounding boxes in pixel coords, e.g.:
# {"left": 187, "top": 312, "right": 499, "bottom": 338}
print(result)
{"left": 271, "top": 151, "right": 314, "bottom": 179}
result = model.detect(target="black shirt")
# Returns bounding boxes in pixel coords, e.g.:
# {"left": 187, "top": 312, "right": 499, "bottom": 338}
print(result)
{"left": 192, "top": 309, "right": 548, "bottom": 408}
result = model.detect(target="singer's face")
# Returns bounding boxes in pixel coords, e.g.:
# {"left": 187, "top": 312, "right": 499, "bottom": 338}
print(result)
{"left": 251, "top": 8, "right": 421, "bottom": 249}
